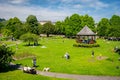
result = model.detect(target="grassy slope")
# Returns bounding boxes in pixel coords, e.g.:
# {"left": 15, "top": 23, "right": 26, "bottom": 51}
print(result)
{"left": 0, "top": 70, "right": 68, "bottom": 80}
{"left": 2, "top": 38, "right": 120, "bottom": 76}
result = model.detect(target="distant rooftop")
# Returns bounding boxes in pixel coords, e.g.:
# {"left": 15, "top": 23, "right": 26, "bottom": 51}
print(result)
{"left": 39, "top": 21, "right": 55, "bottom": 25}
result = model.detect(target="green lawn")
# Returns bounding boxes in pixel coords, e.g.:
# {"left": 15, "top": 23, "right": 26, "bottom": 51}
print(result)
{"left": 1, "top": 37, "right": 120, "bottom": 76}
{"left": 0, "top": 70, "right": 68, "bottom": 80}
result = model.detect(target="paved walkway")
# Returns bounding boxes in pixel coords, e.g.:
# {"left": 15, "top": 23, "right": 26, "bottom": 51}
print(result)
{"left": 10, "top": 63, "right": 120, "bottom": 80}
{"left": 37, "top": 71, "right": 120, "bottom": 80}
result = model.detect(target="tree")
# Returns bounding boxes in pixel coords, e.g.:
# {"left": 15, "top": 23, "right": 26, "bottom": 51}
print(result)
{"left": 108, "top": 15, "right": 120, "bottom": 37}
{"left": 20, "top": 33, "right": 39, "bottom": 46}
{"left": 97, "top": 18, "right": 110, "bottom": 37}
{"left": 69, "top": 14, "right": 82, "bottom": 36}
{"left": 81, "top": 14, "right": 95, "bottom": 31}
{"left": 63, "top": 14, "right": 82, "bottom": 37}
{"left": 0, "top": 18, "right": 5, "bottom": 22}
{"left": 110, "top": 15, "right": 120, "bottom": 26}
{"left": 42, "top": 21, "right": 55, "bottom": 37}
{"left": 0, "top": 22, "right": 4, "bottom": 33}
{"left": 60, "top": 14, "right": 95, "bottom": 37}
{"left": 54, "top": 21, "right": 63, "bottom": 34}
{"left": 1, "top": 28, "right": 12, "bottom": 37}
{"left": 5, "top": 17, "right": 23, "bottom": 39}
{"left": 0, "top": 19, "right": 7, "bottom": 33}
{"left": 26, "top": 15, "right": 40, "bottom": 34}
{"left": 0, "top": 45, "right": 15, "bottom": 71}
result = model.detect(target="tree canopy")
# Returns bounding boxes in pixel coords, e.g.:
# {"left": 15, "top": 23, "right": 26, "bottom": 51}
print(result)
{"left": 20, "top": 33, "right": 39, "bottom": 46}
{"left": 97, "top": 15, "right": 120, "bottom": 37}
{"left": 4, "top": 17, "right": 23, "bottom": 39}
{"left": 0, "top": 45, "right": 15, "bottom": 71}
{"left": 97, "top": 18, "right": 110, "bottom": 36}
{"left": 54, "top": 14, "right": 95, "bottom": 37}
{"left": 42, "top": 21, "right": 55, "bottom": 37}
{"left": 26, "top": 15, "right": 41, "bottom": 35}
{"left": 0, "top": 14, "right": 120, "bottom": 38}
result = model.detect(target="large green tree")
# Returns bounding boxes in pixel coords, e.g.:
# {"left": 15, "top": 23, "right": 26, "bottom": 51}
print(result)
{"left": 42, "top": 21, "right": 55, "bottom": 37}
{"left": 0, "top": 19, "right": 7, "bottom": 33}
{"left": 108, "top": 15, "right": 120, "bottom": 37}
{"left": 60, "top": 14, "right": 95, "bottom": 37}
{"left": 5, "top": 17, "right": 23, "bottom": 39}
{"left": 0, "top": 22, "right": 4, "bottom": 33}
{"left": 64, "top": 14, "right": 82, "bottom": 37}
{"left": 0, "top": 18, "right": 5, "bottom": 22}
{"left": 81, "top": 14, "right": 95, "bottom": 31}
{"left": 54, "top": 21, "right": 63, "bottom": 34}
{"left": 0, "top": 45, "right": 15, "bottom": 71}
{"left": 97, "top": 15, "right": 120, "bottom": 37}
{"left": 26, "top": 15, "right": 41, "bottom": 35}
{"left": 97, "top": 18, "right": 110, "bottom": 37}
{"left": 20, "top": 33, "right": 39, "bottom": 46}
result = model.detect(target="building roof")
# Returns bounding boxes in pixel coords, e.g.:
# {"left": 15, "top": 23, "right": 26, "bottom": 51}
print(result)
{"left": 77, "top": 25, "right": 96, "bottom": 36}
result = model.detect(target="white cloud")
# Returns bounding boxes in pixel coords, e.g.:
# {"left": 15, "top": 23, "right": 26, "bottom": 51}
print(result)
{"left": 0, "top": 0, "right": 116, "bottom": 23}
{"left": 89, "top": 1, "right": 108, "bottom": 9}
{"left": 8, "top": 0, "right": 28, "bottom": 4}
{"left": 0, "top": 3, "right": 71, "bottom": 21}
{"left": 73, "top": 4, "right": 83, "bottom": 9}
{"left": 61, "top": 0, "right": 73, "bottom": 3}
{"left": 80, "top": 0, "right": 109, "bottom": 9}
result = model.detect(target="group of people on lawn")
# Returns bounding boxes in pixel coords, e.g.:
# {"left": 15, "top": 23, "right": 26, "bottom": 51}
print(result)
{"left": 23, "top": 51, "right": 96, "bottom": 73}
{"left": 23, "top": 51, "right": 101, "bottom": 74}
{"left": 23, "top": 52, "right": 70, "bottom": 74}
{"left": 23, "top": 57, "right": 37, "bottom": 74}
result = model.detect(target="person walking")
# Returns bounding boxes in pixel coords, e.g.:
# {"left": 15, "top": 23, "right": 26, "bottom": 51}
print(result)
{"left": 91, "top": 50, "right": 94, "bottom": 57}
{"left": 32, "top": 57, "right": 36, "bottom": 67}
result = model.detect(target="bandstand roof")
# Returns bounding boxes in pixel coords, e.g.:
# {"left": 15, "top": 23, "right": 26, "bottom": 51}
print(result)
{"left": 77, "top": 25, "right": 96, "bottom": 36}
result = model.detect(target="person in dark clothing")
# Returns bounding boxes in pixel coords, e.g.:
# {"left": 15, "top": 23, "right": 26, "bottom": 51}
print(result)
{"left": 32, "top": 57, "right": 36, "bottom": 67}
{"left": 91, "top": 50, "right": 94, "bottom": 57}
{"left": 64, "top": 52, "right": 70, "bottom": 60}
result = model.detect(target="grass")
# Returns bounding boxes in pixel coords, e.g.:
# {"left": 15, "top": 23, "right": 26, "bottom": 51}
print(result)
{"left": 1, "top": 37, "right": 120, "bottom": 76}
{"left": 0, "top": 70, "right": 69, "bottom": 80}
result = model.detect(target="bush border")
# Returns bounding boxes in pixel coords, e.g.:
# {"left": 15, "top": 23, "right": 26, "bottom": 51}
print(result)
{"left": 73, "top": 43, "right": 100, "bottom": 48}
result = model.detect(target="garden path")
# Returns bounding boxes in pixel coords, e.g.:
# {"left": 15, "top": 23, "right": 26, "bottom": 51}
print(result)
{"left": 10, "top": 63, "right": 120, "bottom": 80}
{"left": 37, "top": 71, "right": 120, "bottom": 80}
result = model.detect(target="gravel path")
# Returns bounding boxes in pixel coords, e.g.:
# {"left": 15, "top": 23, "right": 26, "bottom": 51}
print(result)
{"left": 10, "top": 63, "right": 120, "bottom": 80}
{"left": 37, "top": 71, "right": 120, "bottom": 80}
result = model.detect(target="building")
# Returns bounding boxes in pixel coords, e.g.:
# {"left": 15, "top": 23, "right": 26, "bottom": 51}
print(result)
{"left": 76, "top": 25, "right": 96, "bottom": 44}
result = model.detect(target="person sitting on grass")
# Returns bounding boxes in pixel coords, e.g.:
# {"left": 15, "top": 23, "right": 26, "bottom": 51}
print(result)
{"left": 23, "top": 65, "right": 31, "bottom": 73}
{"left": 23, "top": 65, "right": 36, "bottom": 74}
{"left": 64, "top": 52, "right": 70, "bottom": 60}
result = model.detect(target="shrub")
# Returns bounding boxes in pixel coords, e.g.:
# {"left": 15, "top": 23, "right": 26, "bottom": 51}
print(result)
{"left": 114, "top": 47, "right": 120, "bottom": 55}
{"left": 13, "top": 52, "right": 35, "bottom": 60}
{"left": 106, "top": 57, "right": 114, "bottom": 62}
{"left": 0, "top": 45, "right": 15, "bottom": 71}
{"left": 73, "top": 43, "right": 100, "bottom": 48}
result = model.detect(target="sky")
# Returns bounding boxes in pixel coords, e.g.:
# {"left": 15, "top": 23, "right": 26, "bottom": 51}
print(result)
{"left": 0, "top": 0, "right": 120, "bottom": 22}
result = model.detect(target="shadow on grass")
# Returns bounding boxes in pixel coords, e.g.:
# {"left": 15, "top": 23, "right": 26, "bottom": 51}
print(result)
{"left": 0, "top": 63, "right": 22, "bottom": 73}
{"left": 23, "top": 44, "right": 42, "bottom": 47}
{"left": 34, "top": 65, "right": 39, "bottom": 68}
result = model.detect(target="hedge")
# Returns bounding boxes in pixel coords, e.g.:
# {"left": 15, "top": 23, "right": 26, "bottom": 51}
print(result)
{"left": 73, "top": 43, "right": 100, "bottom": 48}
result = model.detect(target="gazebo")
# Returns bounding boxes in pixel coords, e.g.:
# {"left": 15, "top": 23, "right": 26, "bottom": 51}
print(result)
{"left": 76, "top": 25, "right": 96, "bottom": 44}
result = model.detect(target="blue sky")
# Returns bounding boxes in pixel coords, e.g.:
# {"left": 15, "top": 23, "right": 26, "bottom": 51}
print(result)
{"left": 0, "top": 0, "right": 120, "bottom": 22}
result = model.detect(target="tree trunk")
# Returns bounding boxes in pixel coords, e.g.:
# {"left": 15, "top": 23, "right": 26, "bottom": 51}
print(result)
{"left": 28, "top": 41, "right": 30, "bottom": 46}
{"left": 47, "top": 33, "right": 49, "bottom": 37}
